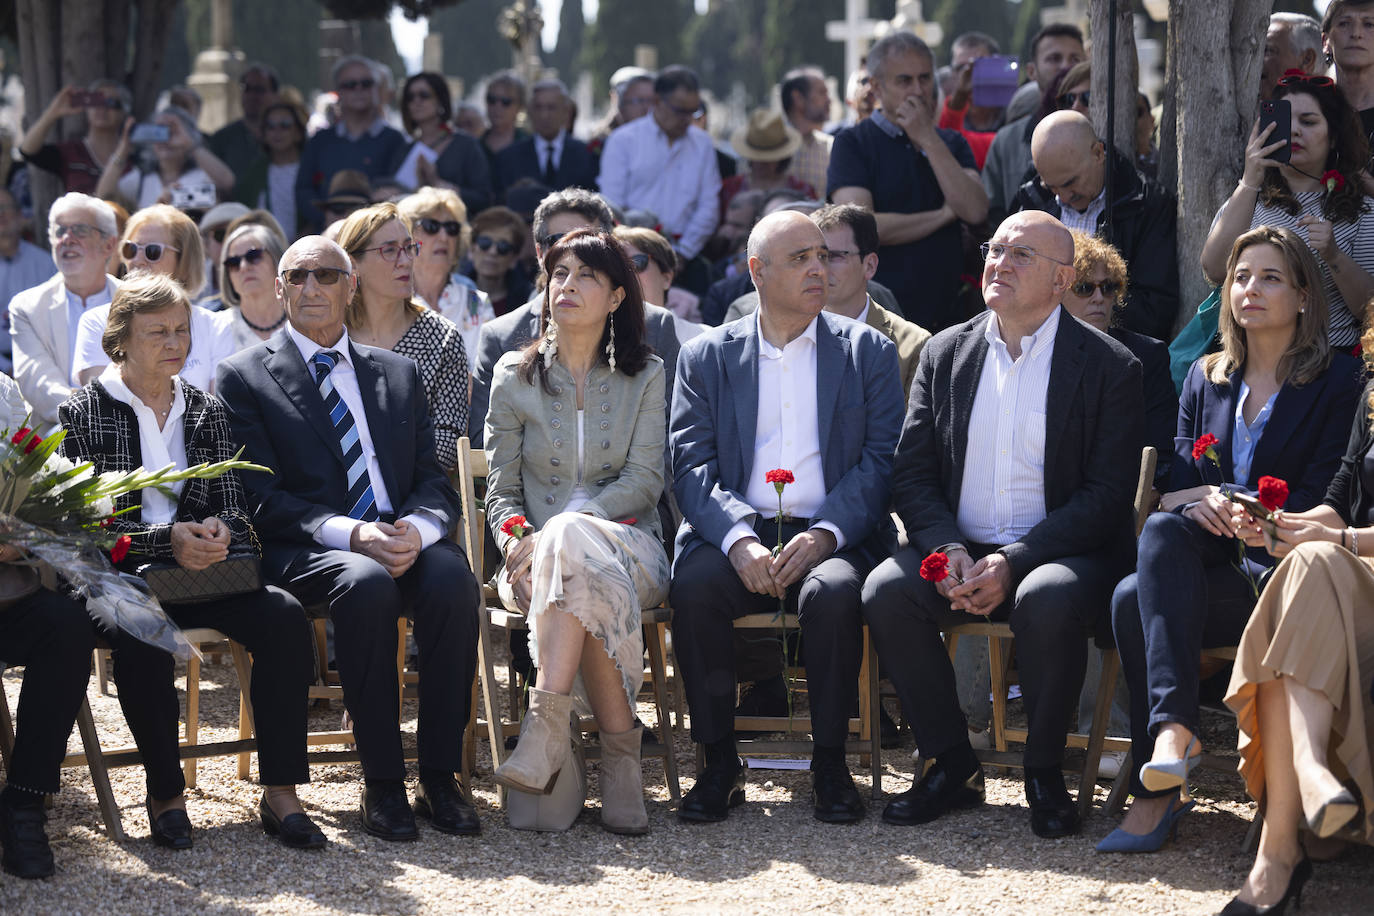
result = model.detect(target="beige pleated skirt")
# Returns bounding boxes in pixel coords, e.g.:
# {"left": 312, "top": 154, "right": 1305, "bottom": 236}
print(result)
{"left": 1224, "top": 540, "right": 1374, "bottom": 841}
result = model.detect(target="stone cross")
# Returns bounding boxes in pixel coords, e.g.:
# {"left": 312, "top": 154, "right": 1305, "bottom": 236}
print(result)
{"left": 826, "top": 0, "right": 945, "bottom": 82}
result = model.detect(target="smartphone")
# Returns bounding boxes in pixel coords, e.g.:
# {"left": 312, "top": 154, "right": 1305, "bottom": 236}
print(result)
{"left": 130, "top": 122, "right": 170, "bottom": 145}
{"left": 1258, "top": 99, "right": 1291, "bottom": 164}
{"left": 1229, "top": 491, "right": 1281, "bottom": 539}
{"left": 971, "top": 56, "right": 1020, "bottom": 109}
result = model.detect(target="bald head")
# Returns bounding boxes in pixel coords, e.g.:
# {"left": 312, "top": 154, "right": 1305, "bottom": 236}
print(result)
{"left": 746, "top": 210, "right": 823, "bottom": 263}
{"left": 1030, "top": 111, "right": 1107, "bottom": 212}
{"left": 747, "top": 210, "right": 828, "bottom": 327}
{"left": 981, "top": 211, "right": 1076, "bottom": 335}
{"left": 1000, "top": 210, "right": 1074, "bottom": 264}
{"left": 281, "top": 235, "right": 351, "bottom": 273}
{"left": 277, "top": 235, "right": 357, "bottom": 346}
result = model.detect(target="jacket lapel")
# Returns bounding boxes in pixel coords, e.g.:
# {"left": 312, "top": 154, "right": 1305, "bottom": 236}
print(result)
{"left": 1244, "top": 375, "right": 1319, "bottom": 488}
{"left": 1215, "top": 367, "right": 1245, "bottom": 483}
{"left": 263, "top": 333, "right": 344, "bottom": 465}
{"left": 723, "top": 324, "right": 759, "bottom": 484}
{"left": 949, "top": 320, "right": 989, "bottom": 484}
{"left": 1043, "top": 311, "right": 1086, "bottom": 483}
{"left": 815, "top": 315, "right": 845, "bottom": 470}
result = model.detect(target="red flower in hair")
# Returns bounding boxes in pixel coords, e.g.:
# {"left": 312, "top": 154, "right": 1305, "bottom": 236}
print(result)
{"left": 1192, "top": 433, "right": 1219, "bottom": 462}
{"left": 919, "top": 552, "right": 950, "bottom": 583}
{"left": 110, "top": 535, "right": 131, "bottom": 564}
{"left": 1257, "top": 476, "right": 1289, "bottom": 513}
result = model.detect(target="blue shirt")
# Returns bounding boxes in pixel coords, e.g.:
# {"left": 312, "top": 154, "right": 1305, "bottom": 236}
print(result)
{"left": 0, "top": 240, "right": 56, "bottom": 373}
{"left": 1232, "top": 380, "right": 1278, "bottom": 487}
{"left": 827, "top": 112, "right": 976, "bottom": 331}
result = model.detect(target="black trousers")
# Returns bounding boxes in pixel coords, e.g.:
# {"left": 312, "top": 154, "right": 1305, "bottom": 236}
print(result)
{"left": 669, "top": 519, "right": 869, "bottom": 748}
{"left": 862, "top": 544, "right": 1118, "bottom": 768}
{"left": 278, "top": 539, "right": 479, "bottom": 781}
{"left": 108, "top": 585, "right": 314, "bottom": 801}
{"left": 0, "top": 589, "right": 94, "bottom": 796}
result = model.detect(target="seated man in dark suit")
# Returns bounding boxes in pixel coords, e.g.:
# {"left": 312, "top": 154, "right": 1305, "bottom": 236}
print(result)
{"left": 494, "top": 79, "right": 598, "bottom": 201}
{"left": 669, "top": 211, "right": 904, "bottom": 824}
{"left": 216, "top": 236, "right": 480, "bottom": 842}
{"left": 862, "top": 211, "right": 1144, "bottom": 839}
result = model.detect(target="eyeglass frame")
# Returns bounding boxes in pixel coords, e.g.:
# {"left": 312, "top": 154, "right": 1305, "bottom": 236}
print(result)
{"left": 279, "top": 267, "right": 350, "bottom": 287}
{"left": 359, "top": 239, "right": 421, "bottom": 263}
{"left": 224, "top": 248, "right": 267, "bottom": 271}
{"left": 417, "top": 217, "right": 461, "bottom": 237}
{"left": 50, "top": 223, "right": 106, "bottom": 241}
{"left": 120, "top": 240, "right": 181, "bottom": 262}
{"left": 979, "top": 241, "right": 1072, "bottom": 268}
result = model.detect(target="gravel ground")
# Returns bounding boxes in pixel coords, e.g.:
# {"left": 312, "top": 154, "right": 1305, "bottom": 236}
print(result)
{"left": 2, "top": 652, "right": 1371, "bottom": 915}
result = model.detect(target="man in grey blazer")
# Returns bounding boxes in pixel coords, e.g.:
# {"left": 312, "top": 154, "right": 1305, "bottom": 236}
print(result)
{"left": 469, "top": 187, "right": 680, "bottom": 449}
{"left": 669, "top": 211, "right": 904, "bottom": 824}
{"left": 861, "top": 211, "right": 1143, "bottom": 839}
{"left": 217, "top": 236, "right": 480, "bottom": 842}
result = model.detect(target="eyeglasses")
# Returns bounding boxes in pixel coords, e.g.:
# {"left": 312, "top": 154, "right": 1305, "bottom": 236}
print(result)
{"left": 538, "top": 232, "right": 566, "bottom": 250}
{"left": 418, "top": 217, "right": 461, "bottom": 237}
{"left": 628, "top": 253, "right": 651, "bottom": 273}
{"left": 51, "top": 223, "right": 103, "bottom": 240}
{"left": 980, "top": 242, "right": 1071, "bottom": 268}
{"left": 1071, "top": 279, "right": 1124, "bottom": 298}
{"left": 361, "top": 240, "right": 420, "bottom": 262}
{"left": 486, "top": 95, "right": 516, "bottom": 108}
{"left": 822, "top": 249, "right": 857, "bottom": 264}
{"left": 337, "top": 78, "right": 376, "bottom": 92}
{"left": 1278, "top": 72, "right": 1335, "bottom": 89}
{"left": 1058, "top": 90, "right": 1090, "bottom": 109}
{"left": 121, "top": 240, "right": 180, "bottom": 262}
{"left": 280, "top": 267, "right": 348, "bottom": 286}
{"left": 475, "top": 235, "right": 516, "bottom": 256}
{"left": 224, "top": 248, "right": 267, "bottom": 271}
{"left": 264, "top": 119, "right": 295, "bottom": 131}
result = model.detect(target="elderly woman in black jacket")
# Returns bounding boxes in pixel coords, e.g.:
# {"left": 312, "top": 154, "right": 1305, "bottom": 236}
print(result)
{"left": 58, "top": 272, "right": 320, "bottom": 851}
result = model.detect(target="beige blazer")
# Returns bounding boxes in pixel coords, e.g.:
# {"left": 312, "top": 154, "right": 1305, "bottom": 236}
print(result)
{"left": 11, "top": 273, "right": 119, "bottom": 427}
{"left": 864, "top": 296, "right": 930, "bottom": 399}
{"left": 484, "top": 350, "right": 666, "bottom": 553}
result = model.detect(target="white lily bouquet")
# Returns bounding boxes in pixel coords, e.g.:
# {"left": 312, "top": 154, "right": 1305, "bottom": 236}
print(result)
{"left": 0, "top": 423, "right": 269, "bottom": 658}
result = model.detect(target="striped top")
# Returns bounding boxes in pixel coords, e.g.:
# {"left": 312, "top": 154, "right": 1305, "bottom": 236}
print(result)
{"left": 1250, "top": 191, "right": 1374, "bottom": 348}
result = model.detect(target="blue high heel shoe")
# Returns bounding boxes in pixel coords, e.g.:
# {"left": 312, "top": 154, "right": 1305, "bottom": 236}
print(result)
{"left": 1095, "top": 795, "right": 1196, "bottom": 853}
{"left": 1139, "top": 736, "right": 1202, "bottom": 793}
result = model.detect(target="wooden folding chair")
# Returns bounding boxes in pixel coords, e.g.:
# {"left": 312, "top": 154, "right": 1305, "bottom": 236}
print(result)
{"left": 942, "top": 445, "right": 1158, "bottom": 817}
{"left": 456, "top": 436, "right": 681, "bottom": 802}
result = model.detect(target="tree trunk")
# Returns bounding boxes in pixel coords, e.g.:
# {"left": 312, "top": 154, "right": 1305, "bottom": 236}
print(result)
{"left": 1089, "top": 0, "right": 1138, "bottom": 160}
{"left": 1169, "top": 0, "right": 1271, "bottom": 332}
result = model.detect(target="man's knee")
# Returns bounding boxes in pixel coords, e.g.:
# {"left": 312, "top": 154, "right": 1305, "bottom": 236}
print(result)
{"left": 860, "top": 556, "right": 911, "bottom": 627}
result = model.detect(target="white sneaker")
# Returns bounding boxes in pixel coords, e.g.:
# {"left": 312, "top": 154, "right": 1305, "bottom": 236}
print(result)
{"left": 1097, "top": 750, "right": 1127, "bottom": 780}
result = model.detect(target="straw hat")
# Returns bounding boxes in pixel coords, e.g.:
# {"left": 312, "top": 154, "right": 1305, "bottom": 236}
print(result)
{"left": 730, "top": 110, "right": 802, "bottom": 163}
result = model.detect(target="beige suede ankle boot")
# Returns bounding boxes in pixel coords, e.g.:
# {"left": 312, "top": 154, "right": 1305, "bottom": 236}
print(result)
{"left": 493, "top": 688, "right": 574, "bottom": 795}
{"left": 598, "top": 724, "right": 649, "bottom": 835}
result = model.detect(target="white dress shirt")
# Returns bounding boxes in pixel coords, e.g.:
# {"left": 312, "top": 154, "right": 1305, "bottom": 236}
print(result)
{"left": 956, "top": 307, "right": 1061, "bottom": 546}
{"left": 1056, "top": 186, "right": 1107, "bottom": 236}
{"left": 285, "top": 323, "right": 442, "bottom": 551}
{"left": 596, "top": 115, "right": 721, "bottom": 259}
{"left": 722, "top": 314, "right": 845, "bottom": 555}
{"left": 99, "top": 365, "right": 187, "bottom": 526}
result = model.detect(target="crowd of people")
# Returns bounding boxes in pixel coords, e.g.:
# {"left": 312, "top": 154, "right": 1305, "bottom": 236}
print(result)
{"left": 0, "top": 6, "right": 1372, "bottom": 915}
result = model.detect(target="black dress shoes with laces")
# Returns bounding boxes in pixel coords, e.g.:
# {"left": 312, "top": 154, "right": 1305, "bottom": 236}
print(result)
{"left": 259, "top": 795, "right": 327, "bottom": 849}
{"left": 678, "top": 758, "right": 747, "bottom": 823}
{"left": 0, "top": 798, "right": 54, "bottom": 878}
{"left": 812, "top": 760, "right": 866, "bottom": 823}
{"left": 415, "top": 775, "right": 481, "bottom": 836}
{"left": 882, "top": 763, "right": 985, "bottom": 826}
{"left": 1025, "top": 771, "right": 1081, "bottom": 839}
{"left": 360, "top": 782, "right": 418, "bottom": 841}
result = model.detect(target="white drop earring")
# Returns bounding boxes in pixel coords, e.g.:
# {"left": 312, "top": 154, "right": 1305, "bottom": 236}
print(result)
{"left": 606, "top": 314, "right": 617, "bottom": 370}
{"left": 538, "top": 314, "right": 559, "bottom": 369}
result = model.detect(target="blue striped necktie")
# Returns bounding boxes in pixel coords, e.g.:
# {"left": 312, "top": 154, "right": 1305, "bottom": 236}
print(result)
{"left": 312, "top": 349, "right": 378, "bottom": 522}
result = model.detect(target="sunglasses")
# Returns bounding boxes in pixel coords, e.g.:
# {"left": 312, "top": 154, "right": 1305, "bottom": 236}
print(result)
{"left": 1277, "top": 72, "right": 1335, "bottom": 89}
{"left": 475, "top": 235, "right": 516, "bottom": 255}
{"left": 121, "top": 240, "right": 180, "bottom": 262}
{"left": 486, "top": 95, "right": 516, "bottom": 107}
{"left": 628, "top": 253, "right": 651, "bottom": 273}
{"left": 224, "top": 247, "right": 267, "bottom": 271}
{"left": 280, "top": 267, "right": 348, "bottom": 286}
{"left": 361, "top": 240, "right": 420, "bottom": 262}
{"left": 1058, "top": 90, "right": 1090, "bottom": 109}
{"left": 90, "top": 96, "right": 124, "bottom": 110}
{"left": 1072, "top": 279, "right": 1124, "bottom": 298}
{"left": 338, "top": 78, "right": 376, "bottom": 91}
{"left": 418, "top": 217, "right": 461, "bottom": 237}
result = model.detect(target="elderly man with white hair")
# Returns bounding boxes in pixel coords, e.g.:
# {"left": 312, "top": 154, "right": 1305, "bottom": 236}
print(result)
{"left": 10, "top": 192, "right": 120, "bottom": 427}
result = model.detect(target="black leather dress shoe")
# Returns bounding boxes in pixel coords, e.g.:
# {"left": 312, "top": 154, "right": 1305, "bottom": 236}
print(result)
{"left": 678, "top": 759, "right": 747, "bottom": 823}
{"left": 259, "top": 796, "right": 327, "bottom": 849}
{"left": 360, "top": 783, "right": 418, "bottom": 841}
{"left": 1025, "top": 772, "right": 1081, "bottom": 839}
{"left": 415, "top": 776, "right": 481, "bottom": 836}
{"left": 0, "top": 799, "right": 54, "bottom": 879}
{"left": 146, "top": 797, "right": 193, "bottom": 850}
{"left": 882, "top": 764, "right": 985, "bottom": 826}
{"left": 812, "top": 761, "right": 866, "bottom": 823}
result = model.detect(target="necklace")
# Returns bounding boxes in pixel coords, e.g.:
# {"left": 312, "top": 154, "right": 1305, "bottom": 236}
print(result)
{"left": 241, "top": 309, "right": 287, "bottom": 333}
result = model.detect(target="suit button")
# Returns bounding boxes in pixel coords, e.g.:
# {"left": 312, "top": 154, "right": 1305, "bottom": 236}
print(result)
{"left": 550, "top": 476, "right": 560, "bottom": 485}
{"left": 545, "top": 495, "right": 555, "bottom": 505}
{"left": 599, "top": 420, "right": 609, "bottom": 430}
{"left": 601, "top": 463, "right": 611, "bottom": 471}
{"left": 601, "top": 403, "right": 610, "bottom": 413}
{"left": 599, "top": 383, "right": 609, "bottom": 394}
{"left": 601, "top": 440, "right": 610, "bottom": 449}
{"left": 551, "top": 418, "right": 561, "bottom": 428}
{"left": 553, "top": 401, "right": 562, "bottom": 411}
{"left": 554, "top": 438, "right": 563, "bottom": 448}
{"left": 551, "top": 457, "right": 561, "bottom": 466}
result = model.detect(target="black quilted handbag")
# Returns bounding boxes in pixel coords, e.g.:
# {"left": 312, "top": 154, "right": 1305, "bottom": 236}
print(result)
{"left": 135, "top": 553, "right": 262, "bottom": 605}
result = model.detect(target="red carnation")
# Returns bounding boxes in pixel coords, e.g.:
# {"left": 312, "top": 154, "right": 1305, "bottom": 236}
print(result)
{"left": 1257, "top": 476, "right": 1289, "bottom": 513}
{"left": 765, "top": 469, "right": 794, "bottom": 485}
{"left": 1192, "top": 433, "right": 1219, "bottom": 462}
{"left": 919, "top": 552, "right": 950, "bottom": 582}
{"left": 99, "top": 517, "right": 112, "bottom": 529}
{"left": 500, "top": 515, "right": 530, "bottom": 539}
{"left": 1323, "top": 169, "right": 1345, "bottom": 195}
{"left": 22, "top": 435, "right": 39, "bottom": 454}
{"left": 110, "top": 534, "right": 131, "bottom": 564}
{"left": 10, "top": 427, "right": 29, "bottom": 446}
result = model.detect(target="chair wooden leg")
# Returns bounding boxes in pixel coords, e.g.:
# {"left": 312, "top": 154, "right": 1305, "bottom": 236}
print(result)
{"left": 645, "top": 621, "right": 680, "bottom": 802}
{"left": 864, "top": 625, "right": 882, "bottom": 799}
{"left": 94, "top": 648, "right": 111, "bottom": 696}
{"left": 183, "top": 651, "right": 200, "bottom": 789}
{"left": 477, "top": 610, "right": 505, "bottom": 771}
{"left": 1105, "top": 750, "right": 1132, "bottom": 815}
{"left": 988, "top": 636, "right": 1009, "bottom": 754}
{"left": 1077, "top": 647, "right": 1120, "bottom": 818}
{"left": 229, "top": 641, "right": 255, "bottom": 781}
{"left": 76, "top": 698, "right": 125, "bottom": 842}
